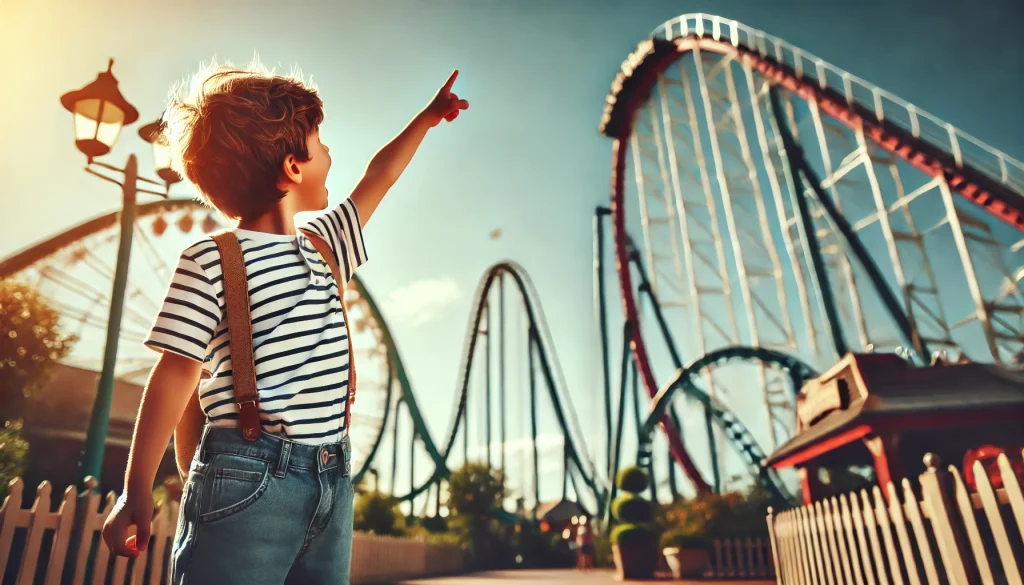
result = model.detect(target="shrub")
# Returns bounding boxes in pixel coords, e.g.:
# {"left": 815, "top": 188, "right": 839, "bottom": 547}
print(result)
{"left": 611, "top": 494, "right": 653, "bottom": 523}
{"left": 354, "top": 490, "right": 405, "bottom": 536}
{"left": 610, "top": 524, "right": 657, "bottom": 546}
{"left": 616, "top": 466, "right": 649, "bottom": 494}
{"left": 660, "top": 527, "right": 710, "bottom": 551}
{"left": 0, "top": 280, "right": 77, "bottom": 421}
{"left": 0, "top": 420, "right": 29, "bottom": 502}
{"left": 611, "top": 466, "right": 659, "bottom": 549}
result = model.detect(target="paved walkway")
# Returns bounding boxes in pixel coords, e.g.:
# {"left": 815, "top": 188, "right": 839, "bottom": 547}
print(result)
{"left": 394, "top": 569, "right": 775, "bottom": 585}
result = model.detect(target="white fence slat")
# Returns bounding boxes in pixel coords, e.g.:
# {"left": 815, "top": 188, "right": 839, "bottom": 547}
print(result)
{"left": 827, "top": 497, "right": 854, "bottom": 585}
{"left": 949, "top": 465, "right": 996, "bottom": 585}
{"left": 813, "top": 501, "right": 837, "bottom": 585}
{"left": 972, "top": 459, "right": 1022, "bottom": 585}
{"left": 840, "top": 494, "right": 868, "bottom": 585}
{"left": 861, "top": 489, "right": 891, "bottom": 585}
{"left": 872, "top": 486, "right": 905, "bottom": 585}
{"left": 886, "top": 482, "right": 922, "bottom": 585}
{"left": 999, "top": 453, "right": 1024, "bottom": 539}
{"left": 851, "top": 491, "right": 879, "bottom": 585}
{"left": 900, "top": 479, "right": 941, "bottom": 585}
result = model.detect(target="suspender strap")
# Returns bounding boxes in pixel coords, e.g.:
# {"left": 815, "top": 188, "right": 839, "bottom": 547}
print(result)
{"left": 299, "top": 229, "right": 357, "bottom": 432}
{"left": 211, "top": 232, "right": 262, "bottom": 442}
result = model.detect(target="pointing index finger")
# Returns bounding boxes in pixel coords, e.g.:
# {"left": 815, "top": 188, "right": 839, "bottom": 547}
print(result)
{"left": 442, "top": 69, "right": 459, "bottom": 93}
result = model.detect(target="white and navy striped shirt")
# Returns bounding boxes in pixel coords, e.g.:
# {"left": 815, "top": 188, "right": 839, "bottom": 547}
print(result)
{"left": 144, "top": 198, "right": 367, "bottom": 445}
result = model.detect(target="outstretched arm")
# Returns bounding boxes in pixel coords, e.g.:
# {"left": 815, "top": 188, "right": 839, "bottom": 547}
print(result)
{"left": 350, "top": 70, "right": 469, "bottom": 228}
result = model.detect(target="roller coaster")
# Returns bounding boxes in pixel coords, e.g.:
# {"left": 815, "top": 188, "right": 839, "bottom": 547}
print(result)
{"left": 3, "top": 13, "right": 1022, "bottom": 520}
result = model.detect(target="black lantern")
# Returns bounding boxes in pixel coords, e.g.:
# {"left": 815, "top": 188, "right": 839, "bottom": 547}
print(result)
{"left": 60, "top": 59, "right": 139, "bottom": 159}
{"left": 139, "top": 119, "right": 182, "bottom": 186}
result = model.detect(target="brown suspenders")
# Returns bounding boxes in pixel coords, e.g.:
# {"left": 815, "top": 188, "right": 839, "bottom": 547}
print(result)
{"left": 208, "top": 229, "right": 357, "bottom": 443}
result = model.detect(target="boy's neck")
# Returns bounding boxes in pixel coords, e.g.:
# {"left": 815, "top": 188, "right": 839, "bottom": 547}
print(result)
{"left": 237, "top": 205, "right": 298, "bottom": 236}
{"left": 237, "top": 201, "right": 301, "bottom": 235}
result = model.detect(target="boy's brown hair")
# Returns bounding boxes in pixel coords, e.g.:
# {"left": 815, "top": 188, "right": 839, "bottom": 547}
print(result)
{"left": 163, "top": 60, "right": 324, "bottom": 220}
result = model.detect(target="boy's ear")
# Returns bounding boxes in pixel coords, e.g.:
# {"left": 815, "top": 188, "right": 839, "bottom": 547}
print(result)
{"left": 280, "top": 153, "right": 303, "bottom": 187}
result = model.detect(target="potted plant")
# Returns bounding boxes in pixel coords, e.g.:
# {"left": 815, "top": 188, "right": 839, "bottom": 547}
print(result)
{"left": 610, "top": 467, "right": 660, "bottom": 580}
{"left": 661, "top": 527, "right": 710, "bottom": 579}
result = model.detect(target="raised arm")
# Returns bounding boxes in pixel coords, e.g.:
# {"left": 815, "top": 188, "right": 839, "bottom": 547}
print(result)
{"left": 349, "top": 69, "right": 469, "bottom": 228}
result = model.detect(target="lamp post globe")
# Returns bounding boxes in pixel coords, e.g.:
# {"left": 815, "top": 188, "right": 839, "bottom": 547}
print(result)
{"left": 139, "top": 119, "right": 183, "bottom": 186}
{"left": 60, "top": 59, "right": 139, "bottom": 160}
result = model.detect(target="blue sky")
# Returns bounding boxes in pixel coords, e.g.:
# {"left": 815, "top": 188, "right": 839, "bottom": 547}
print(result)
{"left": 2, "top": 0, "right": 1022, "bottom": 505}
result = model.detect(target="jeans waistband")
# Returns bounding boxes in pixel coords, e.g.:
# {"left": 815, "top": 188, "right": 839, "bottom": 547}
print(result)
{"left": 198, "top": 425, "right": 350, "bottom": 475}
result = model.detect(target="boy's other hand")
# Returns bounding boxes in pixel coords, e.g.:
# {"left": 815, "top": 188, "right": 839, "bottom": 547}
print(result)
{"left": 102, "top": 491, "right": 154, "bottom": 558}
{"left": 424, "top": 70, "right": 469, "bottom": 127}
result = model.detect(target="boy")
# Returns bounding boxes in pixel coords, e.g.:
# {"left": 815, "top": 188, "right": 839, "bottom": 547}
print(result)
{"left": 101, "top": 61, "right": 468, "bottom": 584}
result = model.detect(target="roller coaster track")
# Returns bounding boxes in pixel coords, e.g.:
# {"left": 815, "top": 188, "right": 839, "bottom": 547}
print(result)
{"left": 638, "top": 346, "right": 818, "bottom": 504}
{"left": 384, "top": 261, "right": 606, "bottom": 503}
{"left": 600, "top": 13, "right": 1024, "bottom": 494}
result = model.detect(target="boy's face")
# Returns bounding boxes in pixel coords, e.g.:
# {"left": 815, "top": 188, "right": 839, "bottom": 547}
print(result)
{"left": 290, "top": 129, "right": 332, "bottom": 211}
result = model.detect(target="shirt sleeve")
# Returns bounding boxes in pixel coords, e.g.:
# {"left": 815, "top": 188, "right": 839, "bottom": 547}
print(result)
{"left": 301, "top": 197, "right": 369, "bottom": 284}
{"left": 143, "top": 248, "right": 222, "bottom": 363}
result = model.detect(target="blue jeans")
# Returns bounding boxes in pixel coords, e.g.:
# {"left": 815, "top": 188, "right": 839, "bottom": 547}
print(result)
{"left": 170, "top": 425, "right": 354, "bottom": 584}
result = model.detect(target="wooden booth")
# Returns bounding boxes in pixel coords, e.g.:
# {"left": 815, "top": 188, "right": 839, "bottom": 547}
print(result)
{"left": 765, "top": 353, "right": 1024, "bottom": 504}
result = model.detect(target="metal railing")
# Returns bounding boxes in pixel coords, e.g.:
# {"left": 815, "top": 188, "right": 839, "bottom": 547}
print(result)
{"left": 653, "top": 13, "right": 1024, "bottom": 196}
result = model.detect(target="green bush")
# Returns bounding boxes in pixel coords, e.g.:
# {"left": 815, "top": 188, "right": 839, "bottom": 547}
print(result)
{"left": 611, "top": 495, "right": 653, "bottom": 524}
{"left": 353, "top": 491, "right": 405, "bottom": 536}
{"left": 660, "top": 527, "right": 710, "bottom": 551}
{"left": 611, "top": 467, "right": 660, "bottom": 550}
{"left": 616, "top": 466, "right": 649, "bottom": 494}
{"left": 0, "top": 420, "right": 29, "bottom": 503}
{"left": 610, "top": 524, "right": 657, "bottom": 546}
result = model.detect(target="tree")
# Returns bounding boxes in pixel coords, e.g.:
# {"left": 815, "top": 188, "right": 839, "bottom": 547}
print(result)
{"left": 354, "top": 490, "right": 406, "bottom": 536}
{"left": 0, "top": 280, "right": 77, "bottom": 422}
{"left": 0, "top": 419, "right": 29, "bottom": 502}
{"left": 447, "top": 462, "right": 505, "bottom": 517}
{"left": 446, "top": 463, "right": 507, "bottom": 569}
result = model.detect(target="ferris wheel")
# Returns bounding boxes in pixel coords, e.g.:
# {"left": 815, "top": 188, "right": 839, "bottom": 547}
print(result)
{"left": 0, "top": 199, "right": 395, "bottom": 478}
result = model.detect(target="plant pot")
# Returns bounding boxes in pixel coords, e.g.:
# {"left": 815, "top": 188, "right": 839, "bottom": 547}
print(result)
{"left": 662, "top": 547, "right": 710, "bottom": 579}
{"left": 612, "top": 542, "right": 658, "bottom": 580}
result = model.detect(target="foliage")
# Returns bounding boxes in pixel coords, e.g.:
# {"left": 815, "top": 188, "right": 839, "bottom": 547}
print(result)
{"left": 610, "top": 523, "right": 658, "bottom": 546}
{"left": 354, "top": 490, "right": 406, "bottom": 536}
{"left": 446, "top": 463, "right": 509, "bottom": 569}
{"left": 658, "top": 486, "right": 773, "bottom": 549}
{"left": 152, "top": 474, "right": 184, "bottom": 510}
{"left": 418, "top": 514, "right": 448, "bottom": 533}
{"left": 512, "top": 520, "right": 574, "bottom": 568}
{"left": 616, "top": 465, "right": 649, "bottom": 494}
{"left": 0, "top": 280, "right": 77, "bottom": 421}
{"left": 0, "top": 419, "right": 29, "bottom": 502}
{"left": 612, "top": 494, "right": 653, "bottom": 523}
{"left": 611, "top": 466, "right": 660, "bottom": 548}
{"left": 660, "top": 527, "right": 710, "bottom": 551}
{"left": 592, "top": 533, "right": 613, "bottom": 567}
{"left": 448, "top": 463, "right": 505, "bottom": 518}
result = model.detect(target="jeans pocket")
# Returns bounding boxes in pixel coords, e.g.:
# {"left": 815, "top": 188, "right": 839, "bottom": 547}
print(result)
{"left": 198, "top": 453, "right": 270, "bottom": 523}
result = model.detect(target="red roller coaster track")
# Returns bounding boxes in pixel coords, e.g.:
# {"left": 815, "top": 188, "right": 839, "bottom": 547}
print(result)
{"left": 601, "top": 33, "right": 1024, "bottom": 492}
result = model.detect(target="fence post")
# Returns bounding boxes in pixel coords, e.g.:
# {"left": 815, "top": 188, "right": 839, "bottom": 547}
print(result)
{"left": 767, "top": 507, "right": 784, "bottom": 585}
{"left": 917, "top": 453, "right": 979, "bottom": 585}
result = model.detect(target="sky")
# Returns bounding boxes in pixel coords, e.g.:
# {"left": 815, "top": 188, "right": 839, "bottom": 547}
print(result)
{"left": 2, "top": 0, "right": 1023, "bottom": 506}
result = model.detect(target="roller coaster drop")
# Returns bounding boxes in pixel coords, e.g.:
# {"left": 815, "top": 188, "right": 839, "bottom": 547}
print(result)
{"left": 5, "top": 13, "right": 1024, "bottom": 521}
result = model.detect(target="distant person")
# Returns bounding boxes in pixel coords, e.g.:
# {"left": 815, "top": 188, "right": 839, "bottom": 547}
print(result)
{"left": 576, "top": 516, "right": 595, "bottom": 571}
{"left": 100, "top": 60, "right": 468, "bottom": 584}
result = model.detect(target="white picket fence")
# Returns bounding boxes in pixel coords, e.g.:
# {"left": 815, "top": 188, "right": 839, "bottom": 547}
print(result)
{"left": 0, "top": 476, "right": 463, "bottom": 585}
{"left": 767, "top": 451, "right": 1024, "bottom": 585}
{"left": 706, "top": 537, "right": 775, "bottom": 579}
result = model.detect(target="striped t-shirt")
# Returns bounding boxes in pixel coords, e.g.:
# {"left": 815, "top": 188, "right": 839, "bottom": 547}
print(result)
{"left": 144, "top": 198, "right": 367, "bottom": 445}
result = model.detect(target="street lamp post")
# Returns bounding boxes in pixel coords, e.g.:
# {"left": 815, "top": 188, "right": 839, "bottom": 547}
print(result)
{"left": 61, "top": 59, "right": 181, "bottom": 489}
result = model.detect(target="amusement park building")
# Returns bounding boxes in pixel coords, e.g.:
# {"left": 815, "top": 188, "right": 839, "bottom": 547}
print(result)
{"left": 765, "top": 353, "right": 1024, "bottom": 504}
{"left": 15, "top": 364, "right": 178, "bottom": 506}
